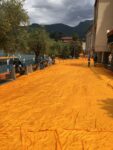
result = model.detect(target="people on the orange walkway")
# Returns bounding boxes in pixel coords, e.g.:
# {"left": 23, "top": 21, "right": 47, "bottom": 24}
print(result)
{"left": 93, "top": 53, "right": 97, "bottom": 67}
{"left": 108, "top": 53, "right": 112, "bottom": 65}
{"left": 88, "top": 54, "right": 90, "bottom": 67}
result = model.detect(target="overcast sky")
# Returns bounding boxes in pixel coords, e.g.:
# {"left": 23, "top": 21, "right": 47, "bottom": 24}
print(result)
{"left": 24, "top": 0, "right": 95, "bottom": 27}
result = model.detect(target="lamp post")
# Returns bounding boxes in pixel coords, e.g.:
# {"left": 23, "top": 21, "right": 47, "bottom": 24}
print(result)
{"left": 107, "top": 30, "right": 110, "bottom": 34}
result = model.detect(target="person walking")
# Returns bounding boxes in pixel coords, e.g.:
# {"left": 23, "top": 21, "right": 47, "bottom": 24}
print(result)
{"left": 88, "top": 54, "right": 91, "bottom": 67}
{"left": 51, "top": 55, "right": 55, "bottom": 64}
{"left": 48, "top": 56, "right": 52, "bottom": 65}
{"left": 93, "top": 53, "right": 97, "bottom": 67}
{"left": 108, "top": 53, "right": 112, "bottom": 65}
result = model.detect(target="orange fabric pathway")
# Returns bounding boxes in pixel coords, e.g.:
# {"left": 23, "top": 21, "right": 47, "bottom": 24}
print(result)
{"left": 0, "top": 59, "right": 113, "bottom": 150}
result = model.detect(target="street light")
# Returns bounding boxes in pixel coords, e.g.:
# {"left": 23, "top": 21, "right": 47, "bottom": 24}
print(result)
{"left": 107, "top": 29, "right": 110, "bottom": 34}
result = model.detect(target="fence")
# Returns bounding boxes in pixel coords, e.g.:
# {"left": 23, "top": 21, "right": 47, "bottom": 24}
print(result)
{"left": 0, "top": 58, "right": 36, "bottom": 81}
{"left": 0, "top": 56, "right": 55, "bottom": 83}
{"left": 0, "top": 65, "right": 9, "bottom": 74}
{"left": 22, "top": 59, "right": 36, "bottom": 66}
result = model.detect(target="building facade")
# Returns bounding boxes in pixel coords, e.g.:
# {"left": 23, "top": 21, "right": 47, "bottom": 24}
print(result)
{"left": 107, "top": 29, "right": 113, "bottom": 68}
{"left": 86, "top": 25, "right": 95, "bottom": 56}
{"left": 94, "top": 0, "right": 113, "bottom": 63}
{"left": 82, "top": 41, "right": 86, "bottom": 52}
{"left": 61, "top": 37, "right": 73, "bottom": 43}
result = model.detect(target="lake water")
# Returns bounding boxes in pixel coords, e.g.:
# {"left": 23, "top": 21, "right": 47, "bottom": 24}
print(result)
{"left": 0, "top": 50, "right": 35, "bottom": 61}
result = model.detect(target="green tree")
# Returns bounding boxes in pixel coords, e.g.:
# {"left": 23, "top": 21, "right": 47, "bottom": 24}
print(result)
{"left": 28, "top": 27, "right": 50, "bottom": 60}
{"left": 0, "top": 0, "right": 29, "bottom": 53}
{"left": 60, "top": 43, "right": 71, "bottom": 59}
{"left": 50, "top": 32, "right": 64, "bottom": 41}
{"left": 71, "top": 33, "right": 82, "bottom": 58}
{"left": 46, "top": 40, "right": 56, "bottom": 56}
{"left": 48, "top": 40, "right": 72, "bottom": 59}
{"left": 47, "top": 40, "right": 62, "bottom": 57}
{"left": 72, "top": 33, "right": 79, "bottom": 41}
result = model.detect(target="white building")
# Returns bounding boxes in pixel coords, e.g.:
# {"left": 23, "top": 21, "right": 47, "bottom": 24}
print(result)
{"left": 86, "top": 25, "right": 94, "bottom": 56}
{"left": 82, "top": 42, "right": 86, "bottom": 51}
{"left": 94, "top": 0, "right": 113, "bottom": 63}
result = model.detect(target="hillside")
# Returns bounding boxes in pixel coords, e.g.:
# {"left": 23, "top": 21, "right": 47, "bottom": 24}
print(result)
{"left": 28, "top": 20, "right": 93, "bottom": 39}
{"left": 45, "top": 23, "right": 72, "bottom": 36}
{"left": 74, "top": 20, "right": 93, "bottom": 39}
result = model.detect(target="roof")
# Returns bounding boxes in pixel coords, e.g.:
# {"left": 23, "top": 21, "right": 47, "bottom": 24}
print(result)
{"left": 61, "top": 37, "right": 73, "bottom": 40}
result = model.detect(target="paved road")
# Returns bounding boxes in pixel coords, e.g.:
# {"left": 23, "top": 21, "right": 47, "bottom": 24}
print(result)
{"left": 0, "top": 59, "right": 113, "bottom": 150}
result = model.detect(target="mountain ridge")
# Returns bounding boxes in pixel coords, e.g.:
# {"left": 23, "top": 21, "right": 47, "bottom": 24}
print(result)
{"left": 29, "top": 20, "right": 93, "bottom": 39}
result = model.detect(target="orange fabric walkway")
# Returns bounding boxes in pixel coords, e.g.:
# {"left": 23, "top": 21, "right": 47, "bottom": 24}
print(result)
{"left": 0, "top": 59, "right": 113, "bottom": 150}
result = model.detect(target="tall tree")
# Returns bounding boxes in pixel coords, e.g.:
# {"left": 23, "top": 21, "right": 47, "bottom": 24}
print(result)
{"left": 72, "top": 33, "right": 79, "bottom": 41}
{"left": 48, "top": 40, "right": 65, "bottom": 57}
{"left": 50, "top": 32, "right": 64, "bottom": 41}
{"left": 60, "top": 43, "right": 71, "bottom": 59}
{"left": 28, "top": 27, "right": 50, "bottom": 61}
{"left": 0, "top": 0, "right": 29, "bottom": 53}
{"left": 71, "top": 33, "right": 82, "bottom": 58}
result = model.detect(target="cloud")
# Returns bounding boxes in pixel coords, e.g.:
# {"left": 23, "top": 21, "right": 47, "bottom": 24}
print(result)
{"left": 24, "top": 0, "right": 94, "bottom": 26}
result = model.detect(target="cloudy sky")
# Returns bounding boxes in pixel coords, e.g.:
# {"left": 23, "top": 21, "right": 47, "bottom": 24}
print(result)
{"left": 24, "top": 0, "right": 95, "bottom": 26}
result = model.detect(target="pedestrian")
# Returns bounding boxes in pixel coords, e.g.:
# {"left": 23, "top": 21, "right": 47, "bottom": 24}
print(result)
{"left": 51, "top": 55, "right": 55, "bottom": 64}
{"left": 88, "top": 54, "right": 90, "bottom": 67}
{"left": 108, "top": 53, "right": 112, "bottom": 65}
{"left": 93, "top": 53, "right": 97, "bottom": 67}
{"left": 48, "top": 56, "right": 52, "bottom": 65}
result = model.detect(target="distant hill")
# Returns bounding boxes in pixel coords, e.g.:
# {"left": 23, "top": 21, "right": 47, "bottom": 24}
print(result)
{"left": 45, "top": 23, "right": 72, "bottom": 36}
{"left": 28, "top": 20, "right": 93, "bottom": 40}
{"left": 73, "top": 20, "right": 93, "bottom": 39}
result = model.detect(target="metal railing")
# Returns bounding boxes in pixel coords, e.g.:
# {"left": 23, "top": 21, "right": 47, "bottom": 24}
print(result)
{"left": 22, "top": 59, "right": 36, "bottom": 66}
{"left": 0, "top": 57, "right": 55, "bottom": 83}
{"left": 0, "top": 64, "right": 13, "bottom": 74}
{"left": 0, "top": 59, "right": 36, "bottom": 74}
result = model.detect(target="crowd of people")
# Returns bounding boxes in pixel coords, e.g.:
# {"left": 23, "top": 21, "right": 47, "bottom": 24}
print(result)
{"left": 87, "top": 53, "right": 112, "bottom": 67}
